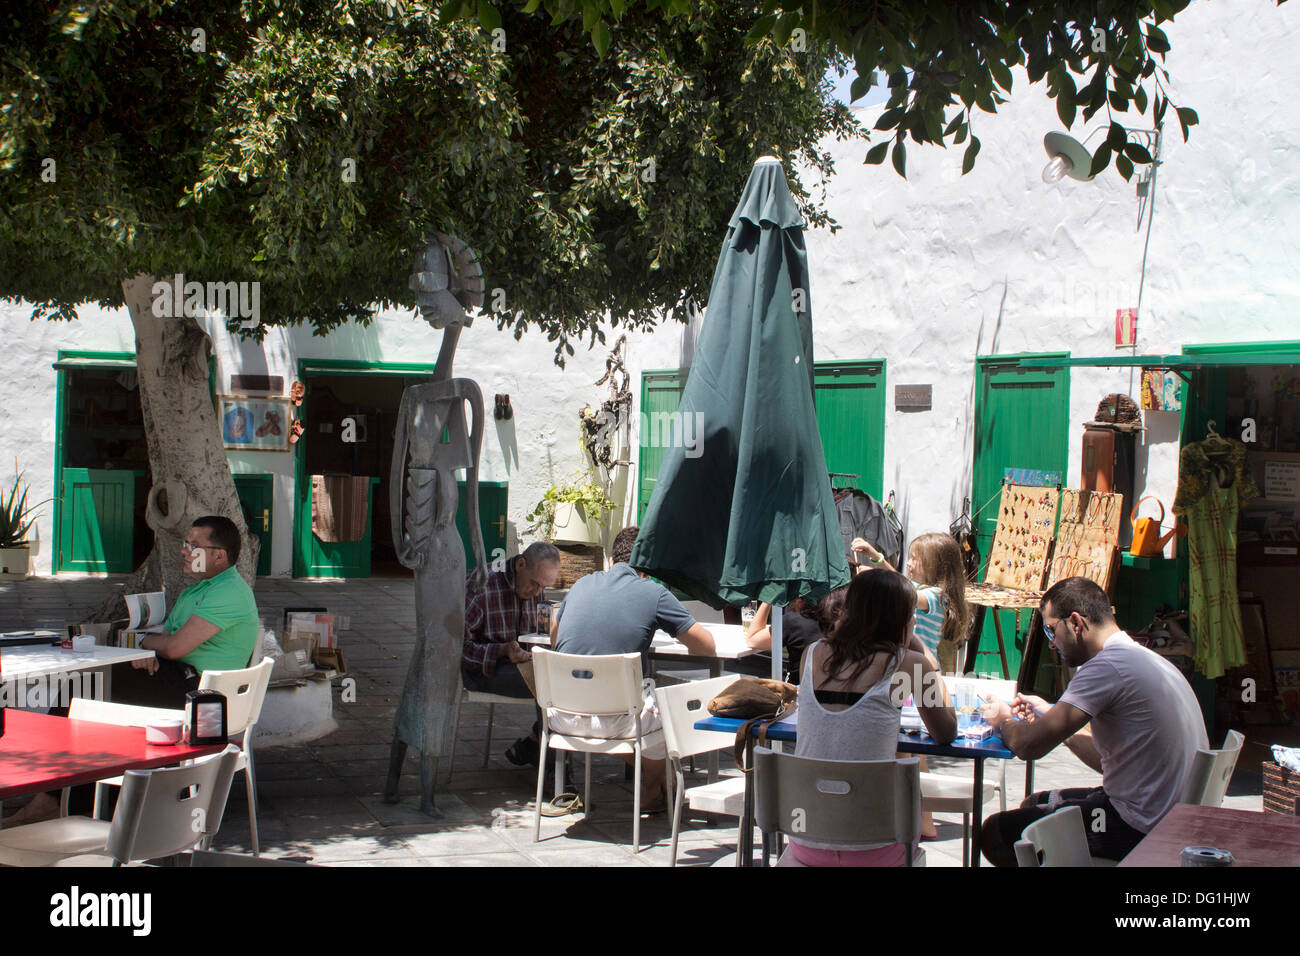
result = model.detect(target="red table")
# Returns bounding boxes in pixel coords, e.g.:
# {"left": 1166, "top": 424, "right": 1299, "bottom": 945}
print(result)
{"left": 1118, "top": 803, "right": 1300, "bottom": 867}
{"left": 0, "top": 710, "right": 225, "bottom": 800}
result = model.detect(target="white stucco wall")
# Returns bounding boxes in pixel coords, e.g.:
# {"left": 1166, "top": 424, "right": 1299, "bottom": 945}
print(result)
{"left": 3, "top": 0, "right": 1297, "bottom": 576}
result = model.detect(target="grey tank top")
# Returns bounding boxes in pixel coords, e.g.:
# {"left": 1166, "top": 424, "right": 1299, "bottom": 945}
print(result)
{"left": 791, "top": 641, "right": 904, "bottom": 853}
{"left": 795, "top": 640, "right": 902, "bottom": 762}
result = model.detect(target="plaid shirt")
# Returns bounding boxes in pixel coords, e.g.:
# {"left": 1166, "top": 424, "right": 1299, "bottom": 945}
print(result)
{"left": 462, "top": 558, "right": 538, "bottom": 677}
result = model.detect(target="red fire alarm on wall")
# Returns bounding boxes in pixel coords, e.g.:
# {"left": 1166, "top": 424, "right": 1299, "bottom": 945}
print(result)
{"left": 1115, "top": 308, "right": 1138, "bottom": 348}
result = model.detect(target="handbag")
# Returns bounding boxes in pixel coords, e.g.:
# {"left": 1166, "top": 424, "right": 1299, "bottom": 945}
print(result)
{"left": 708, "top": 677, "right": 798, "bottom": 772}
{"left": 1129, "top": 496, "right": 1187, "bottom": 558}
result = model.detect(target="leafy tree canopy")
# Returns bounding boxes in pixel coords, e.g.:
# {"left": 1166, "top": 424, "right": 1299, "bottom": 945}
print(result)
{"left": 0, "top": 1, "right": 856, "bottom": 360}
{"left": 445, "top": 0, "right": 1285, "bottom": 180}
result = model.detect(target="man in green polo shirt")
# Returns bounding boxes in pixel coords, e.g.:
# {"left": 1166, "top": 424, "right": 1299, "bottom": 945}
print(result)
{"left": 3, "top": 517, "right": 260, "bottom": 827}
{"left": 113, "top": 514, "right": 260, "bottom": 707}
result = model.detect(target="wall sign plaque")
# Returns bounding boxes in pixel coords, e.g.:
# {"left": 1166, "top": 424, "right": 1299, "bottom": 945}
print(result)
{"left": 895, "top": 384, "right": 932, "bottom": 410}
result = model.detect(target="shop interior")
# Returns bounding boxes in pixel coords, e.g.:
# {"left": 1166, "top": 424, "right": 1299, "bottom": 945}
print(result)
{"left": 300, "top": 373, "right": 418, "bottom": 577}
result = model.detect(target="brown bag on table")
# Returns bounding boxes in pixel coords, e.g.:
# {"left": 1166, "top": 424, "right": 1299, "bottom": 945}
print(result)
{"left": 707, "top": 677, "right": 798, "bottom": 772}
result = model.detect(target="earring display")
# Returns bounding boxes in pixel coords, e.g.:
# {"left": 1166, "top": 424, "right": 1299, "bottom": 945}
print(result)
{"left": 984, "top": 482, "right": 1060, "bottom": 592}
{"left": 1047, "top": 488, "right": 1123, "bottom": 590}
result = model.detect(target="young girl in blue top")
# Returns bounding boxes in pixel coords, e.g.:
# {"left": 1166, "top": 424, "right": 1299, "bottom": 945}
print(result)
{"left": 852, "top": 532, "right": 971, "bottom": 674}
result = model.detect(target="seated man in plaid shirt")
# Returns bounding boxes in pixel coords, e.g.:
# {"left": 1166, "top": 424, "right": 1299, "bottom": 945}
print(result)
{"left": 461, "top": 541, "right": 561, "bottom": 765}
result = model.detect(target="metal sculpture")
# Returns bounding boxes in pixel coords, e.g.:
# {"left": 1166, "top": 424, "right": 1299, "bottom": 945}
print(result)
{"left": 383, "top": 233, "right": 487, "bottom": 816}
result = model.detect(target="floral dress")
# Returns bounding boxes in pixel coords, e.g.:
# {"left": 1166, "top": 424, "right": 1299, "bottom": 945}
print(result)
{"left": 1171, "top": 438, "right": 1260, "bottom": 680}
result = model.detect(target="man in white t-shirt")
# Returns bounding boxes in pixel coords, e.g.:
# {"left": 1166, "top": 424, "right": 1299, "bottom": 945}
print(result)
{"left": 978, "top": 576, "right": 1209, "bottom": 866}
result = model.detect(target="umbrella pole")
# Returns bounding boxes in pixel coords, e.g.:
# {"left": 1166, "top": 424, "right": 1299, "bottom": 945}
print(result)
{"left": 771, "top": 609, "right": 784, "bottom": 683}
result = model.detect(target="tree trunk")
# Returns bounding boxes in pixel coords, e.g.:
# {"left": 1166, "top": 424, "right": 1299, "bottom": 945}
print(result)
{"left": 89, "top": 274, "right": 258, "bottom": 621}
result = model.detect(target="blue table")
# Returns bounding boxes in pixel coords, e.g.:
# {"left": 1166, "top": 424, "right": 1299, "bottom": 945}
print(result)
{"left": 694, "top": 714, "right": 1022, "bottom": 867}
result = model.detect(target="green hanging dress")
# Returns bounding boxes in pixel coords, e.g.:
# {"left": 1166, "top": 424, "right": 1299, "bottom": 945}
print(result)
{"left": 1171, "top": 438, "right": 1259, "bottom": 680}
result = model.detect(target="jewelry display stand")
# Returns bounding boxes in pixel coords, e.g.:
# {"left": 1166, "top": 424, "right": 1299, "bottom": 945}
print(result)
{"left": 965, "top": 482, "right": 1061, "bottom": 678}
{"left": 1046, "top": 489, "right": 1123, "bottom": 592}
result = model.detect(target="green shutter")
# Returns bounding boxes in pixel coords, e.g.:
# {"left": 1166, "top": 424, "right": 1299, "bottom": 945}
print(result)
{"left": 59, "top": 468, "right": 136, "bottom": 572}
{"left": 233, "top": 475, "right": 273, "bottom": 576}
{"left": 456, "top": 480, "right": 508, "bottom": 569}
{"left": 638, "top": 370, "right": 689, "bottom": 522}
{"left": 971, "top": 356, "right": 1070, "bottom": 677}
{"left": 814, "top": 361, "right": 886, "bottom": 500}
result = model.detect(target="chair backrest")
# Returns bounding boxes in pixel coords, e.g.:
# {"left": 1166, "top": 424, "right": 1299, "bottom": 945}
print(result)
{"left": 106, "top": 745, "right": 242, "bottom": 864}
{"left": 1180, "top": 729, "right": 1245, "bottom": 807}
{"left": 531, "top": 648, "right": 644, "bottom": 717}
{"left": 753, "top": 747, "right": 921, "bottom": 848}
{"left": 69, "top": 698, "right": 185, "bottom": 728}
{"left": 656, "top": 675, "right": 741, "bottom": 761}
{"left": 1014, "top": 804, "right": 1093, "bottom": 867}
{"left": 198, "top": 657, "right": 274, "bottom": 735}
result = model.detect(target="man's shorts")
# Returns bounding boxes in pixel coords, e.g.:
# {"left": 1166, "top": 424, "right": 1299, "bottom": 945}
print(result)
{"left": 545, "top": 678, "right": 666, "bottom": 759}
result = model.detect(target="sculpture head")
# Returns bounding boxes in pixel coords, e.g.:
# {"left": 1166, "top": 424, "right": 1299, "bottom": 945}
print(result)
{"left": 410, "top": 233, "right": 486, "bottom": 331}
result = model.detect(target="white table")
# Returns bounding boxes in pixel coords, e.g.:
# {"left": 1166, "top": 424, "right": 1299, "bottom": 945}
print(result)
{"left": 521, "top": 622, "right": 757, "bottom": 667}
{"left": 0, "top": 645, "right": 156, "bottom": 706}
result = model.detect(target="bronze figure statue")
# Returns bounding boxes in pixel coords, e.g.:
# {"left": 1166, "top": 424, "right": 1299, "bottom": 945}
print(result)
{"left": 384, "top": 234, "right": 487, "bottom": 817}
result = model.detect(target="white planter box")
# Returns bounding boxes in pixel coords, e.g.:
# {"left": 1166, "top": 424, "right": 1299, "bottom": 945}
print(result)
{"left": 551, "top": 502, "right": 605, "bottom": 546}
{"left": 0, "top": 546, "right": 29, "bottom": 579}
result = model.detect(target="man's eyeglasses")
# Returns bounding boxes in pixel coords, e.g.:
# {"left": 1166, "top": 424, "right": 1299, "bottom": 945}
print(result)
{"left": 181, "top": 541, "right": 224, "bottom": 553}
{"left": 1041, "top": 616, "right": 1061, "bottom": 646}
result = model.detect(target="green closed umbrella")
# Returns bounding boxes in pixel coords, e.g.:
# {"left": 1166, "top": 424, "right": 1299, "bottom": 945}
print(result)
{"left": 631, "top": 157, "right": 850, "bottom": 613}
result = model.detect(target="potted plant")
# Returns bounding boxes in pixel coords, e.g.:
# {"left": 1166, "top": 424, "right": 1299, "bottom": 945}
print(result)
{"left": 525, "top": 471, "right": 616, "bottom": 545}
{"left": 1, "top": 468, "right": 47, "bottom": 579}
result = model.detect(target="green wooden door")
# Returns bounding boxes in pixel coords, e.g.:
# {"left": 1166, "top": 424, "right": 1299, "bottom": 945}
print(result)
{"left": 971, "top": 355, "right": 1070, "bottom": 677}
{"left": 296, "top": 476, "right": 380, "bottom": 578}
{"left": 58, "top": 468, "right": 136, "bottom": 572}
{"left": 456, "top": 480, "right": 508, "bottom": 570}
{"left": 638, "top": 370, "right": 689, "bottom": 521}
{"left": 233, "top": 475, "right": 273, "bottom": 577}
{"left": 814, "top": 362, "right": 886, "bottom": 500}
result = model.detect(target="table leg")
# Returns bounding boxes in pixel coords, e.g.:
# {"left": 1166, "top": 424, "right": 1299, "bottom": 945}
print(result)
{"left": 1024, "top": 759, "right": 1035, "bottom": 799}
{"left": 970, "top": 757, "right": 985, "bottom": 868}
{"left": 738, "top": 737, "right": 755, "bottom": 868}
{"left": 707, "top": 660, "right": 721, "bottom": 784}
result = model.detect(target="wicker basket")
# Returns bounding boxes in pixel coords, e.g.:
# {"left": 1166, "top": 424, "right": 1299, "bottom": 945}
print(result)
{"left": 555, "top": 543, "right": 604, "bottom": 588}
{"left": 1263, "top": 762, "right": 1300, "bottom": 816}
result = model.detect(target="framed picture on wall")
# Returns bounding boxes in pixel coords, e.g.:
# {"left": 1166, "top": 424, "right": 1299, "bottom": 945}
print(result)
{"left": 218, "top": 395, "right": 292, "bottom": 451}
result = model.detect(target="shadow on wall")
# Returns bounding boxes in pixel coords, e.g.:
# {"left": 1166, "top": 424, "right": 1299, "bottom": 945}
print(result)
{"left": 495, "top": 417, "right": 520, "bottom": 475}
{"left": 955, "top": 276, "right": 1009, "bottom": 530}
{"left": 1135, "top": 409, "right": 1182, "bottom": 499}
{"left": 313, "top": 319, "right": 404, "bottom": 366}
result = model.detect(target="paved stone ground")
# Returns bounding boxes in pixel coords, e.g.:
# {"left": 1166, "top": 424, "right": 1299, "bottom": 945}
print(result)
{"left": 1, "top": 574, "right": 1270, "bottom": 867}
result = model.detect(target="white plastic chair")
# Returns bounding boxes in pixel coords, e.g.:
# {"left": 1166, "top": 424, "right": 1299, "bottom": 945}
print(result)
{"left": 81, "top": 658, "right": 273, "bottom": 854}
{"left": 197, "top": 658, "right": 274, "bottom": 855}
{"left": 530, "top": 648, "right": 663, "bottom": 853}
{"left": 920, "top": 771, "right": 997, "bottom": 867}
{"left": 1179, "top": 730, "right": 1245, "bottom": 807}
{"left": 655, "top": 675, "right": 746, "bottom": 866}
{"left": 753, "top": 747, "right": 925, "bottom": 867}
{"left": 1013, "top": 804, "right": 1093, "bottom": 867}
{"left": 0, "top": 746, "right": 241, "bottom": 867}
{"left": 449, "top": 687, "right": 537, "bottom": 769}
{"left": 61, "top": 699, "right": 186, "bottom": 820}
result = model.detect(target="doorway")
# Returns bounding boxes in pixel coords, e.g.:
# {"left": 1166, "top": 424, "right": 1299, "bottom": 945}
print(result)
{"left": 291, "top": 361, "right": 508, "bottom": 578}
{"left": 53, "top": 353, "right": 151, "bottom": 573}
{"left": 971, "top": 354, "right": 1071, "bottom": 677}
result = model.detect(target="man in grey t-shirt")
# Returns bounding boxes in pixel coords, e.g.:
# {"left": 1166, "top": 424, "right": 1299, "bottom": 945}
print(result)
{"left": 549, "top": 526, "right": 716, "bottom": 810}
{"left": 978, "top": 577, "right": 1209, "bottom": 866}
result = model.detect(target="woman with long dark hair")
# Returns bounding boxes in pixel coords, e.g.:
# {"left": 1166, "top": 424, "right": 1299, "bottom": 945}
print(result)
{"left": 790, "top": 570, "right": 956, "bottom": 866}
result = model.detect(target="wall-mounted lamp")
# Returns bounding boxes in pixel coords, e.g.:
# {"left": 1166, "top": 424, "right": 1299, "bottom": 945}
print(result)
{"left": 1042, "top": 124, "right": 1163, "bottom": 232}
